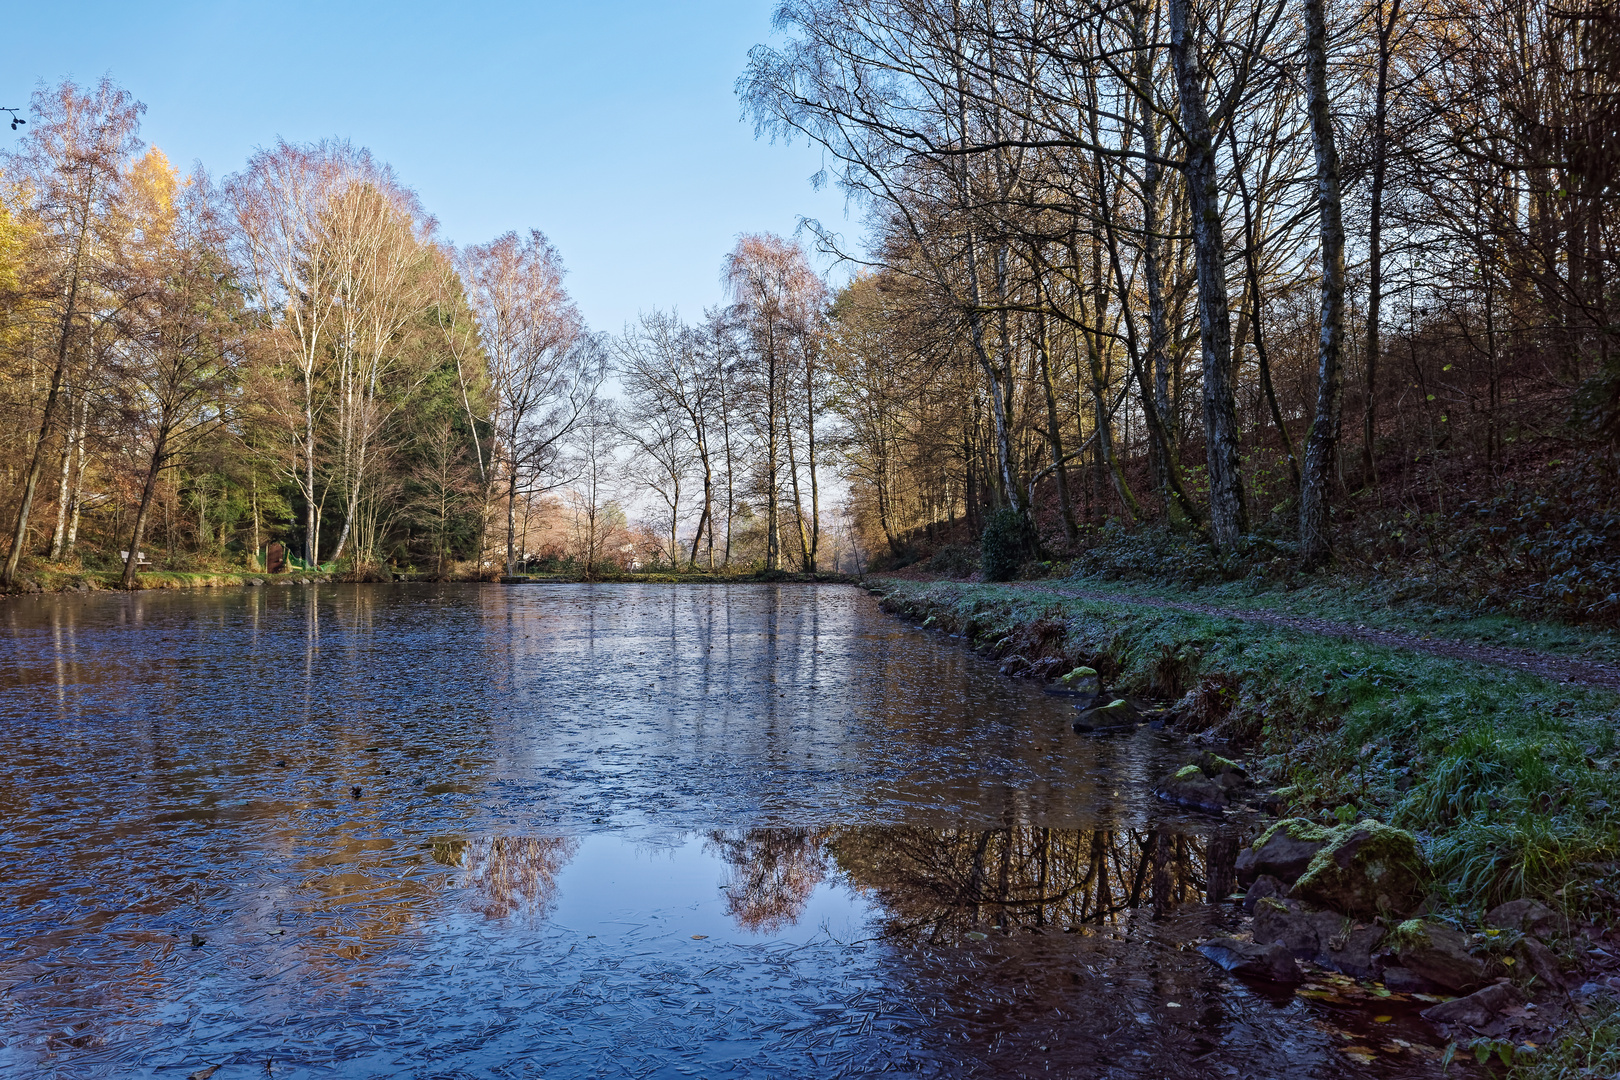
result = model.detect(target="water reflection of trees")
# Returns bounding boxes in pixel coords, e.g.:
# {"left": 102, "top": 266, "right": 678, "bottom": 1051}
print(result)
{"left": 705, "top": 828, "right": 830, "bottom": 932}
{"left": 708, "top": 826, "right": 1228, "bottom": 943}
{"left": 432, "top": 836, "right": 580, "bottom": 919}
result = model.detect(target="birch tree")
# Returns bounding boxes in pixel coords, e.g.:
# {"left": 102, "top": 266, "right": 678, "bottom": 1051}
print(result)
{"left": 1, "top": 79, "right": 142, "bottom": 585}
{"left": 229, "top": 140, "right": 390, "bottom": 566}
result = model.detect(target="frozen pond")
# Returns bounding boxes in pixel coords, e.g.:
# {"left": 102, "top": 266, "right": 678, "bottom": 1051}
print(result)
{"left": 0, "top": 584, "right": 1452, "bottom": 1077}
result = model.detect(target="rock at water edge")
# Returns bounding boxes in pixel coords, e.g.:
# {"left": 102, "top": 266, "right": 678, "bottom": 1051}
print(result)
{"left": 1154, "top": 764, "right": 1229, "bottom": 811}
{"left": 1197, "top": 938, "right": 1303, "bottom": 983}
{"left": 1391, "top": 920, "right": 1487, "bottom": 993}
{"left": 1290, "top": 820, "right": 1428, "bottom": 918}
{"left": 1236, "top": 818, "right": 1331, "bottom": 886}
{"left": 1420, "top": 983, "right": 1525, "bottom": 1029}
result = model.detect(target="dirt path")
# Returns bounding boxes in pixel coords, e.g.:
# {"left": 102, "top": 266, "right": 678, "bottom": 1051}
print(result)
{"left": 1009, "top": 584, "right": 1620, "bottom": 693}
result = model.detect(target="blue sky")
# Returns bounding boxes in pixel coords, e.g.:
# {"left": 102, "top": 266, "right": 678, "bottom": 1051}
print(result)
{"left": 3, "top": 1, "right": 856, "bottom": 333}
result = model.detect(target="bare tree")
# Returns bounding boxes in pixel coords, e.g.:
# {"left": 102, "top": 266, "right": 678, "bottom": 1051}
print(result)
{"left": 459, "top": 231, "right": 603, "bottom": 577}
{"left": 113, "top": 160, "right": 241, "bottom": 588}
{"left": 617, "top": 310, "right": 722, "bottom": 568}
{"left": 229, "top": 139, "right": 394, "bottom": 567}
{"left": 564, "top": 396, "right": 623, "bottom": 578}
{"left": 320, "top": 178, "right": 436, "bottom": 565}
{"left": 725, "top": 233, "right": 826, "bottom": 571}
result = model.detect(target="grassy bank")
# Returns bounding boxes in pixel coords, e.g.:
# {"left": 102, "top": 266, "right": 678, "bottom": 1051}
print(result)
{"left": 870, "top": 578, "right": 1620, "bottom": 920}
{"left": 1033, "top": 575, "right": 1620, "bottom": 665}
{"left": 3, "top": 568, "right": 317, "bottom": 594}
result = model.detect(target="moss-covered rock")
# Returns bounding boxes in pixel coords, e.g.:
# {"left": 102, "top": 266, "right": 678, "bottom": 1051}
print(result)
{"left": 1155, "top": 751, "right": 1256, "bottom": 811}
{"left": 1060, "top": 665, "right": 1099, "bottom": 686}
{"left": 1289, "top": 820, "right": 1429, "bottom": 918}
{"left": 1236, "top": 818, "right": 1331, "bottom": 885}
{"left": 1072, "top": 698, "right": 1138, "bottom": 733}
{"left": 1155, "top": 758, "right": 1230, "bottom": 810}
{"left": 1388, "top": 919, "right": 1486, "bottom": 992}
{"left": 1197, "top": 752, "right": 1248, "bottom": 790}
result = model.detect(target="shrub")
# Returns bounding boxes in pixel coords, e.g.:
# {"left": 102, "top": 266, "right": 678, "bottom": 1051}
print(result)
{"left": 981, "top": 509, "right": 1034, "bottom": 582}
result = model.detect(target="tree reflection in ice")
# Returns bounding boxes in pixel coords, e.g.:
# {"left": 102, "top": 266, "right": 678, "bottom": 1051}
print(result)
{"left": 705, "top": 827, "right": 830, "bottom": 932}
{"left": 433, "top": 836, "right": 580, "bottom": 920}
{"left": 707, "top": 824, "right": 1234, "bottom": 943}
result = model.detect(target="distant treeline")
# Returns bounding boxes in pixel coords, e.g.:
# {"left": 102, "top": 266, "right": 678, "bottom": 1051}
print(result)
{"left": 0, "top": 82, "right": 860, "bottom": 584}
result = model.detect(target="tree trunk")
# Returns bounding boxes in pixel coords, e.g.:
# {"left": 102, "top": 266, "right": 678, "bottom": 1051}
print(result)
{"left": 1098, "top": 186, "right": 1207, "bottom": 531}
{"left": 304, "top": 377, "right": 319, "bottom": 568}
{"left": 805, "top": 357, "right": 820, "bottom": 575}
{"left": 64, "top": 393, "right": 90, "bottom": 554}
{"left": 505, "top": 459, "right": 519, "bottom": 577}
{"left": 1087, "top": 335, "right": 1144, "bottom": 523}
{"left": 765, "top": 331, "right": 781, "bottom": 571}
{"left": 785, "top": 408, "right": 811, "bottom": 571}
{"left": 123, "top": 431, "right": 169, "bottom": 590}
{"left": 1167, "top": 0, "right": 1249, "bottom": 546}
{"left": 1300, "top": 0, "right": 1347, "bottom": 568}
{"left": 1141, "top": 148, "right": 1189, "bottom": 520}
{"left": 331, "top": 491, "right": 356, "bottom": 563}
{"left": 1362, "top": 0, "right": 1398, "bottom": 487}
{"left": 689, "top": 442, "right": 713, "bottom": 570}
{"left": 49, "top": 389, "right": 76, "bottom": 560}
{"left": 1034, "top": 302, "right": 1080, "bottom": 544}
{"left": 3, "top": 240, "right": 87, "bottom": 584}
{"left": 1225, "top": 122, "right": 1300, "bottom": 492}
{"left": 251, "top": 478, "right": 262, "bottom": 572}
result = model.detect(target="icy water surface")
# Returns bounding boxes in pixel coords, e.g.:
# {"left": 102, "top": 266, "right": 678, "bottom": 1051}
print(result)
{"left": 0, "top": 584, "right": 1453, "bottom": 1077}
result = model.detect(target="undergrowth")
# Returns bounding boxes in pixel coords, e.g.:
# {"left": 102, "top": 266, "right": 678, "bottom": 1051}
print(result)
{"left": 1509, "top": 997, "right": 1620, "bottom": 1080}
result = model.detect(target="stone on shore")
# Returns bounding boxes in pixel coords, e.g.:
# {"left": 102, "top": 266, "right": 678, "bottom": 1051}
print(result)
{"left": 1236, "top": 818, "right": 1330, "bottom": 886}
{"left": 1513, "top": 936, "right": 1565, "bottom": 989}
{"left": 1485, "top": 899, "right": 1567, "bottom": 940}
{"left": 1381, "top": 966, "right": 1442, "bottom": 994}
{"left": 1240, "top": 874, "right": 1287, "bottom": 914}
{"left": 1060, "top": 666, "right": 1099, "bottom": 690}
{"left": 1250, "top": 896, "right": 1386, "bottom": 977}
{"left": 1420, "top": 983, "right": 1525, "bottom": 1029}
{"left": 1392, "top": 920, "right": 1487, "bottom": 993}
{"left": 1153, "top": 752, "right": 1252, "bottom": 811}
{"left": 1197, "top": 937, "right": 1303, "bottom": 983}
{"left": 1153, "top": 763, "right": 1229, "bottom": 810}
{"left": 1289, "top": 820, "right": 1427, "bottom": 918}
{"left": 1073, "top": 697, "right": 1138, "bottom": 733}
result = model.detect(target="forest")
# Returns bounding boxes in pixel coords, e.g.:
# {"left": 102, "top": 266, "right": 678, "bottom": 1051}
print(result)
{"left": 2, "top": 0, "right": 1618, "bottom": 614}
{"left": 739, "top": 0, "right": 1620, "bottom": 621}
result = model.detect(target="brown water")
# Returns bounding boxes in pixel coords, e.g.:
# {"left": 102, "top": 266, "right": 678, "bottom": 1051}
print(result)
{"left": 0, "top": 583, "right": 1453, "bottom": 1078}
